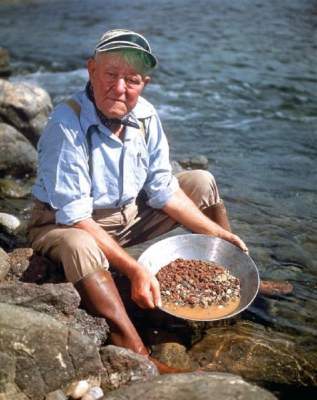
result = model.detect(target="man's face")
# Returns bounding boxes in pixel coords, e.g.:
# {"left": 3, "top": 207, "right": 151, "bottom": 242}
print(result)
{"left": 87, "top": 52, "right": 150, "bottom": 119}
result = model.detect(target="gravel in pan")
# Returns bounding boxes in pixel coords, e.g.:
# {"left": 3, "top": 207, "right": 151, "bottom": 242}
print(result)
{"left": 156, "top": 258, "right": 240, "bottom": 308}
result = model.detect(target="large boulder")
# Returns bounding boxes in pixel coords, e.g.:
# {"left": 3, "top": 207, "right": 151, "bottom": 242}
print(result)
{"left": 102, "top": 372, "right": 277, "bottom": 400}
{"left": 0, "top": 123, "right": 37, "bottom": 177}
{"left": 0, "top": 79, "right": 52, "bottom": 146}
{"left": 0, "top": 303, "right": 104, "bottom": 399}
{"left": 0, "top": 280, "right": 109, "bottom": 347}
{"left": 0, "top": 48, "right": 11, "bottom": 78}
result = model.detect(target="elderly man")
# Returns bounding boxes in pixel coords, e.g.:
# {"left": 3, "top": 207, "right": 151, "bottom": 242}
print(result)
{"left": 28, "top": 29, "right": 257, "bottom": 372}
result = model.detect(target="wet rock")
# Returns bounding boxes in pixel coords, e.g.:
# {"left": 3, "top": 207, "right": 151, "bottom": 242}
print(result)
{"left": 150, "top": 342, "right": 191, "bottom": 370}
{"left": 0, "top": 47, "right": 11, "bottom": 77}
{"left": 0, "top": 79, "right": 52, "bottom": 147}
{"left": 178, "top": 155, "right": 209, "bottom": 170}
{"left": 0, "top": 247, "right": 10, "bottom": 280}
{"left": 99, "top": 345, "right": 158, "bottom": 392}
{"left": 188, "top": 320, "right": 317, "bottom": 387}
{"left": 0, "top": 303, "right": 104, "bottom": 400}
{"left": 102, "top": 372, "right": 277, "bottom": 400}
{"left": 0, "top": 212, "right": 21, "bottom": 234}
{"left": 0, "top": 123, "right": 37, "bottom": 177}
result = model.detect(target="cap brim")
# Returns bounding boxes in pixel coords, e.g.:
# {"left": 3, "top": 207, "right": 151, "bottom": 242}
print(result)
{"left": 95, "top": 43, "right": 157, "bottom": 68}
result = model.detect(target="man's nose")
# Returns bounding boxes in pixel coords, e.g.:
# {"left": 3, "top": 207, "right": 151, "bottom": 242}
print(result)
{"left": 113, "top": 77, "right": 126, "bottom": 94}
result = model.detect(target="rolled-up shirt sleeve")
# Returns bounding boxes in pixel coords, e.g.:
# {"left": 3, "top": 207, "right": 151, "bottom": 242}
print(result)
{"left": 36, "top": 115, "right": 93, "bottom": 225}
{"left": 143, "top": 112, "right": 179, "bottom": 209}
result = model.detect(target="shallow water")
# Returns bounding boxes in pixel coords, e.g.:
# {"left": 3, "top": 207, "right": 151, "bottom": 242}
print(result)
{"left": 0, "top": 0, "right": 317, "bottom": 393}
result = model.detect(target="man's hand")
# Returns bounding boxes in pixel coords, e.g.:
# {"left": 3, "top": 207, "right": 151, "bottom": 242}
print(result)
{"left": 224, "top": 233, "right": 249, "bottom": 254}
{"left": 130, "top": 269, "right": 162, "bottom": 309}
{"left": 74, "top": 218, "right": 163, "bottom": 307}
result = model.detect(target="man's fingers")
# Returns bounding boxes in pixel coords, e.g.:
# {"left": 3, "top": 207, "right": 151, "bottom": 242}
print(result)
{"left": 132, "top": 283, "right": 155, "bottom": 309}
{"left": 230, "top": 234, "right": 249, "bottom": 254}
{"left": 150, "top": 277, "right": 162, "bottom": 308}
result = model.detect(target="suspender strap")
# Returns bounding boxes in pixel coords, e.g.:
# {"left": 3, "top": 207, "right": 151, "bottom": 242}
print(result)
{"left": 66, "top": 99, "right": 81, "bottom": 117}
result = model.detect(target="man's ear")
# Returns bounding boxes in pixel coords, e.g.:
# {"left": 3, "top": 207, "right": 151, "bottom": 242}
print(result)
{"left": 87, "top": 58, "right": 96, "bottom": 80}
{"left": 143, "top": 76, "right": 151, "bottom": 87}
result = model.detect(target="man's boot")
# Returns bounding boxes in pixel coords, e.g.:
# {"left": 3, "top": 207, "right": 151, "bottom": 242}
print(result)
{"left": 74, "top": 269, "right": 188, "bottom": 373}
{"left": 202, "top": 200, "right": 231, "bottom": 231}
{"left": 202, "top": 201, "right": 293, "bottom": 296}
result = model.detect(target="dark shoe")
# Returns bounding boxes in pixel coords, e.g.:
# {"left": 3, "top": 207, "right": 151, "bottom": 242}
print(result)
{"left": 259, "top": 280, "right": 293, "bottom": 296}
{"left": 74, "top": 269, "right": 148, "bottom": 355}
{"left": 202, "top": 200, "right": 231, "bottom": 232}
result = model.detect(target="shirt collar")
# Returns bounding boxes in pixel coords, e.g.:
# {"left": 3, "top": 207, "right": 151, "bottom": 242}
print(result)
{"left": 75, "top": 86, "right": 155, "bottom": 136}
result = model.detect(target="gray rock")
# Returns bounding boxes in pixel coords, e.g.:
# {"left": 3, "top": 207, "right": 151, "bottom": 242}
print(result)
{"left": 0, "top": 212, "right": 21, "bottom": 234}
{"left": 0, "top": 281, "right": 81, "bottom": 315}
{"left": 178, "top": 155, "right": 209, "bottom": 170}
{"left": 0, "top": 123, "right": 37, "bottom": 177}
{"left": 0, "top": 281, "right": 109, "bottom": 347}
{"left": 0, "top": 79, "right": 52, "bottom": 147}
{"left": 0, "top": 48, "right": 11, "bottom": 77}
{"left": 0, "top": 178, "right": 31, "bottom": 198}
{"left": 103, "top": 372, "right": 277, "bottom": 400}
{"left": 0, "top": 303, "right": 104, "bottom": 400}
{"left": 100, "top": 345, "right": 158, "bottom": 392}
{"left": 0, "top": 247, "right": 10, "bottom": 280}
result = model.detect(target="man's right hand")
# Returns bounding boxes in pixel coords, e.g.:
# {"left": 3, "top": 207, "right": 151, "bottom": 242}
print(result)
{"left": 224, "top": 233, "right": 249, "bottom": 254}
{"left": 130, "top": 268, "right": 162, "bottom": 309}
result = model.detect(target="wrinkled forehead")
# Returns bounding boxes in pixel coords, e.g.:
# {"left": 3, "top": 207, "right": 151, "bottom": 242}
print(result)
{"left": 95, "top": 52, "right": 140, "bottom": 74}
{"left": 95, "top": 49, "right": 150, "bottom": 76}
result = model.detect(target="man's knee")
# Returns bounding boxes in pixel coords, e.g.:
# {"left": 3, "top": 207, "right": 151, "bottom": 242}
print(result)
{"left": 60, "top": 228, "right": 108, "bottom": 283}
{"left": 177, "top": 169, "right": 221, "bottom": 208}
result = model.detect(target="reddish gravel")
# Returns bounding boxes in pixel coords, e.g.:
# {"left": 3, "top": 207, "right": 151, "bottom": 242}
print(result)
{"left": 156, "top": 258, "right": 240, "bottom": 308}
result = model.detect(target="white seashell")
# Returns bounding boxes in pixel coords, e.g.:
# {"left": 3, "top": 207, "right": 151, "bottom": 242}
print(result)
{"left": 66, "top": 380, "right": 90, "bottom": 399}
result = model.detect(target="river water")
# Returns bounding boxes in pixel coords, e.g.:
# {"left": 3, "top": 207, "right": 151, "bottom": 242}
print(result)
{"left": 1, "top": 0, "right": 317, "bottom": 395}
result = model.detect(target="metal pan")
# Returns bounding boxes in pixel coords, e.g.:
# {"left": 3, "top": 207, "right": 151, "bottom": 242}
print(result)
{"left": 138, "top": 234, "right": 260, "bottom": 321}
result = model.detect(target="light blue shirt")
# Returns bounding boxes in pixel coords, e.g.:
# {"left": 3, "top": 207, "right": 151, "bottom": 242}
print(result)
{"left": 32, "top": 89, "right": 179, "bottom": 225}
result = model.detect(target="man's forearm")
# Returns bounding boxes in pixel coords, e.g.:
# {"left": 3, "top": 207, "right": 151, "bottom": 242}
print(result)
{"left": 73, "top": 218, "right": 141, "bottom": 279}
{"left": 162, "top": 189, "right": 248, "bottom": 254}
{"left": 162, "top": 188, "right": 231, "bottom": 238}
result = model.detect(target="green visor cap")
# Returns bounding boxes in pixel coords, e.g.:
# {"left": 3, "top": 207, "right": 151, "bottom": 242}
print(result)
{"left": 95, "top": 29, "right": 158, "bottom": 68}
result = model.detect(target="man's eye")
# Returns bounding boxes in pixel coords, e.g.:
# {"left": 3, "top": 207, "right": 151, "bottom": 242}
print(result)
{"left": 105, "top": 72, "right": 116, "bottom": 78}
{"left": 126, "top": 76, "right": 142, "bottom": 85}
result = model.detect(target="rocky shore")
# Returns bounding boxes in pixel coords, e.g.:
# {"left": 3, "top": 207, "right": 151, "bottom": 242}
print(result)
{"left": 0, "top": 47, "right": 316, "bottom": 399}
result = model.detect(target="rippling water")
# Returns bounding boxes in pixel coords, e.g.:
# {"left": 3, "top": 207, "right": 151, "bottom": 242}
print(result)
{"left": 1, "top": 0, "right": 317, "bottom": 383}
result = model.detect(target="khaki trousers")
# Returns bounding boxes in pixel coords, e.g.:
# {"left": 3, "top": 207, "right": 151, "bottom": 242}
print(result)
{"left": 28, "top": 170, "right": 220, "bottom": 283}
